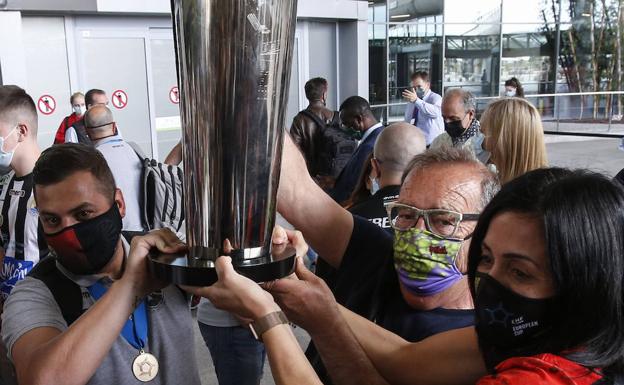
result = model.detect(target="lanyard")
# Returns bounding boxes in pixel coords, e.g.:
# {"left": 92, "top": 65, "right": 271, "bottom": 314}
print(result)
{"left": 87, "top": 282, "right": 148, "bottom": 350}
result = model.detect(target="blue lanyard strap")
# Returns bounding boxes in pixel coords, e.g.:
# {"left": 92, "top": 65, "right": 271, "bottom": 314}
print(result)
{"left": 87, "top": 282, "right": 148, "bottom": 350}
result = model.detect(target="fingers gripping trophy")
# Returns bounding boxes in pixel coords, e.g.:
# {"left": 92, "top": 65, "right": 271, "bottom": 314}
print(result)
{"left": 150, "top": 0, "right": 298, "bottom": 284}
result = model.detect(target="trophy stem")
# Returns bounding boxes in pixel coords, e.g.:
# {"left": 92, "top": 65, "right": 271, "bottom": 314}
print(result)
{"left": 150, "top": 0, "right": 298, "bottom": 285}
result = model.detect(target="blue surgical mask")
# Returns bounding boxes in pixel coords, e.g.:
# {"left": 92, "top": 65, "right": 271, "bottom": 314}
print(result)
{"left": 416, "top": 87, "right": 426, "bottom": 99}
{"left": 0, "top": 126, "right": 19, "bottom": 174}
{"left": 504, "top": 89, "right": 516, "bottom": 97}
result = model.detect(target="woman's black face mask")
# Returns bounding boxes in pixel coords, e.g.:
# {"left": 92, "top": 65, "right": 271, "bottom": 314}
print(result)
{"left": 474, "top": 272, "right": 556, "bottom": 371}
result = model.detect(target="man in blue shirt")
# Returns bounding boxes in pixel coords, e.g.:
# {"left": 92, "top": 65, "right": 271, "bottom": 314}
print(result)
{"left": 402, "top": 71, "right": 444, "bottom": 146}
{"left": 330, "top": 96, "right": 384, "bottom": 204}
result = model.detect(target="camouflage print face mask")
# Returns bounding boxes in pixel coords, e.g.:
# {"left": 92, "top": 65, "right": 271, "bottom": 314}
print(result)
{"left": 393, "top": 228, "right": 464, "bottom": 297}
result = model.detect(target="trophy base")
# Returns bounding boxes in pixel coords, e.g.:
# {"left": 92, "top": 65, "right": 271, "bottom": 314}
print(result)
{"left": 148, "top": 245, "right": 297, "bottom": 286}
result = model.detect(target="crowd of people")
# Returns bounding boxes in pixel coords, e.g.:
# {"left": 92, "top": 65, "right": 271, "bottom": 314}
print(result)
{"left": 0, "top": 66, "right": 621, "bottom": 385}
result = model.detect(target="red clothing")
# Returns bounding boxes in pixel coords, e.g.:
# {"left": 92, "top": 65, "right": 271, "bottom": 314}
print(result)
{"left": 54, "top": 113, "right": 81, "bottom": 144}
{"left": 478, "top": 354, "right": 602, "bottom": 385}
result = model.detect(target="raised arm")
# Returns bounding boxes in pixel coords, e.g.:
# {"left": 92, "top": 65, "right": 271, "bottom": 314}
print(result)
{"left": 277, "top": 134, "right": 353, "bottom": 268}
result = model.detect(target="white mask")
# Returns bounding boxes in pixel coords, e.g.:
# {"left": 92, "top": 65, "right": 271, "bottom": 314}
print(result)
{"left": 0, "top": 126, "right": 19, "bottom": 174}
{"left": 73, "top": 105, "right": 86, "bottom": 116}
{"left": 504, "top": 89, "right": 516, "bottom": 97}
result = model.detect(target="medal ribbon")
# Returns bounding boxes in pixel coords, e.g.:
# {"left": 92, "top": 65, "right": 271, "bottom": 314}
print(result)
{"left": 88, "top": 282, "right": 147, "bottom": 350}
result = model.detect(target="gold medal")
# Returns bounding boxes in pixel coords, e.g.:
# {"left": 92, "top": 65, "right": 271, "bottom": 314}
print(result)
{"left": 132, "top": 350, "right": 159, "bottom": 382}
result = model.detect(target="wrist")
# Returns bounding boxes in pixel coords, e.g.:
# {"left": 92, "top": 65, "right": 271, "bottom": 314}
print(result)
{"left": 251, "top": 301, "right": 281, "bottom": 321}
{"left": 117, "top": 274, "right": 144, "bottom": 300}
{"left": 249, "top": 310, "right": 289, "bottom": 341}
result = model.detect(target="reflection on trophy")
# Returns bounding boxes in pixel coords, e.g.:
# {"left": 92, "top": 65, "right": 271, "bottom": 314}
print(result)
{"left": 150, "top": 0, "right": 298, "bottom": 285}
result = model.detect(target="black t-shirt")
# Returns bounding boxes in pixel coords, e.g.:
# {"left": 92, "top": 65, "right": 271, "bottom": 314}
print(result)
{"left": 315, "top": 185, "right": 399, "bottom": 288}
{"left": 307, "top": 215, "right": 475, "bottom": 384}
{"left": 349, "top": 184, "right": 400, "bottom": 232}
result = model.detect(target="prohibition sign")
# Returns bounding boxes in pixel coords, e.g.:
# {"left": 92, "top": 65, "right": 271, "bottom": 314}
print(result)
{"left": 169, "top": 86, "right": 180, "bottom": 104}
{"left": 37, "top": 95, "right": 56, "bottom": 115}
{"left": 112, "top": 90, "right": 128, "bottom": 109}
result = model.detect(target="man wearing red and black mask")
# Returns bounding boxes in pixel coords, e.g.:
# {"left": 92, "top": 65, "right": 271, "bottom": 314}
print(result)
{"left": 0, "top": 144, "right": 202, "bottom": 385}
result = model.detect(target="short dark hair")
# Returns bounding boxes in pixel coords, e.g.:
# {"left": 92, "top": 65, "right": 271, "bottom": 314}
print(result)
{"left": 468, "top": 168, "right": 624, "bottom": 378}
{"left": 411, "top": 71, "right": 429, "bottom": 83}
{"left": 0, "top": 85, "right": 37, "bottom": 128}
{"left": 85, "top": 89, "right": 106, "bottom": 108}
{"left": 339, "top": 96, "right": 373, "bottom": 118}
{"left": 304, "top": 78, "right": 328, "bottom": 102}
{"left": 33, "top": 143, "right": 116, "bottom": 201}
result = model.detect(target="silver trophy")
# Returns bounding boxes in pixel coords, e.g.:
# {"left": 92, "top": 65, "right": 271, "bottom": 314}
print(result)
{"left": 150, "top": 0, "right": 298, "bottom": 285}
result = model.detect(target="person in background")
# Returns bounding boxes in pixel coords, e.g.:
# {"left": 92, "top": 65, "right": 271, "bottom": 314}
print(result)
{"left": 431, "top": 89, "right": 488, "bottom": 163}
{"left": 330, "top": 96, "right": 383, "bottom": 204}
{"left": 402, "top": 71, "right": 444, "bottom": 146}
{"left": 341, "top": 153, "right": 374, "bottom": 211}
{"left": 84, "top": 105, "right": 143, "bottom": 231}
{"left": 65, "top": 89, "right": 109, "bottom": 145}
{"left": 481, "top": 98, "right": 547, "bottom": 184}
{"left": 0, "top": 85, "right": 48, "bottom": 385}
{"left": 290, "top": 78, "right": 336, "bottom": 177}
{"left": 53, "top": 92, "right": 85, "bottom": 145}
{"left": 503, "top": 77, "right": 525, "bottom": 98}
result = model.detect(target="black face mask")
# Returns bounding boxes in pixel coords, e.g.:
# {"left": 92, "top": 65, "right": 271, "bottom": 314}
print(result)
{"left": 474, "top": 273, "right": 555, "bottom": 371}
{"left": 444, "top": 119, "right": 467, "bottom": 138}
{"left": 44, "top": 204, "right": 123, "bottom": 275}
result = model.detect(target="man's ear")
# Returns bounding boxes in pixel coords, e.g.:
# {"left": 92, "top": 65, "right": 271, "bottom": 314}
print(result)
{"left": 355, "top": 115, "right": 364, "bottom": 131}
{"left": 16, "top": 123, "right": 30, "bottom": 142}
{"left": 114, "top": 188, "right": 127, "bottom": 219}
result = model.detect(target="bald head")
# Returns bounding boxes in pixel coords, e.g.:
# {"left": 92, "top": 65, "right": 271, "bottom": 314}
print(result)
{"left": 84, "top": 105, "right": 114, "bottom": 137}
{"left": 374, "top": 122, "right": 426, "bottom": 174}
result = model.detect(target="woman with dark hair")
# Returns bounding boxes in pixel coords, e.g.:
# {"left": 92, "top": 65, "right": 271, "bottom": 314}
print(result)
{"left": 341, "top": 153, "right": 375, "bottom": 209}
{"left": 464, "top": 168, "right": 624, "bottom": 383}
{"left": 185, "top": 168, "right": 624, "bottom": 385}
{"left": 504, "top": 77, "right": 525, "bottom": 98}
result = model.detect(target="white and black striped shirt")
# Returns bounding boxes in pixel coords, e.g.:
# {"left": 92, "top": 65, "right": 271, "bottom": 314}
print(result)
{"left": 0, "top": 172, "right": 48, "bottom": 299}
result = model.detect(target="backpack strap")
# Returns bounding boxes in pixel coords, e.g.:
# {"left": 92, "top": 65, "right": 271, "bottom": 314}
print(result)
{"left": 329, "top": 111, "right": 341, "bottom": 127}
{"left": 125, "top": 142, "right": 153, "bottom": 230}
{"left": 28, "top": 256, "right": 84, "bottom": 326}
{"left": 73, "top": 120, "right": 93, "bottom": 146}
{"left": 126, "top": 141, "right": 150, "bottom": 163}
{"left": 300, "top": 109, "right": 328, "bottom": 132}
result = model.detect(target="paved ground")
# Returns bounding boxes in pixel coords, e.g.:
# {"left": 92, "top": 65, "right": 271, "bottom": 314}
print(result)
{"left": 545, "top": 135, "right": 623, "bottom": 177}
{"left": 196, "top": 133, "right": 624, "bottom": 385}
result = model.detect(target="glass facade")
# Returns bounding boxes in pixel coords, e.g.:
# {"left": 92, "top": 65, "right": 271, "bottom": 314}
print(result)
{"left": 368, "top": 0, "right": 624, "bottom": 132}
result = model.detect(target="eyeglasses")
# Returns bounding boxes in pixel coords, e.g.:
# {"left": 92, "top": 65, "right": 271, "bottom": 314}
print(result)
{"left": 384, "top": 201, "right": 480, "bottom": 239}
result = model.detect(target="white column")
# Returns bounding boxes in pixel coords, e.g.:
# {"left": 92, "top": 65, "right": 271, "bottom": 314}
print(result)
{"left": 0, "top": 11, "right": 28, "bottom": 87}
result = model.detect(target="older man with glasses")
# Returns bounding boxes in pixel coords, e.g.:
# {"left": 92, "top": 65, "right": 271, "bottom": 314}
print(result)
{"left": 274, "top": 138, "right": 500, "bottom": 384}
